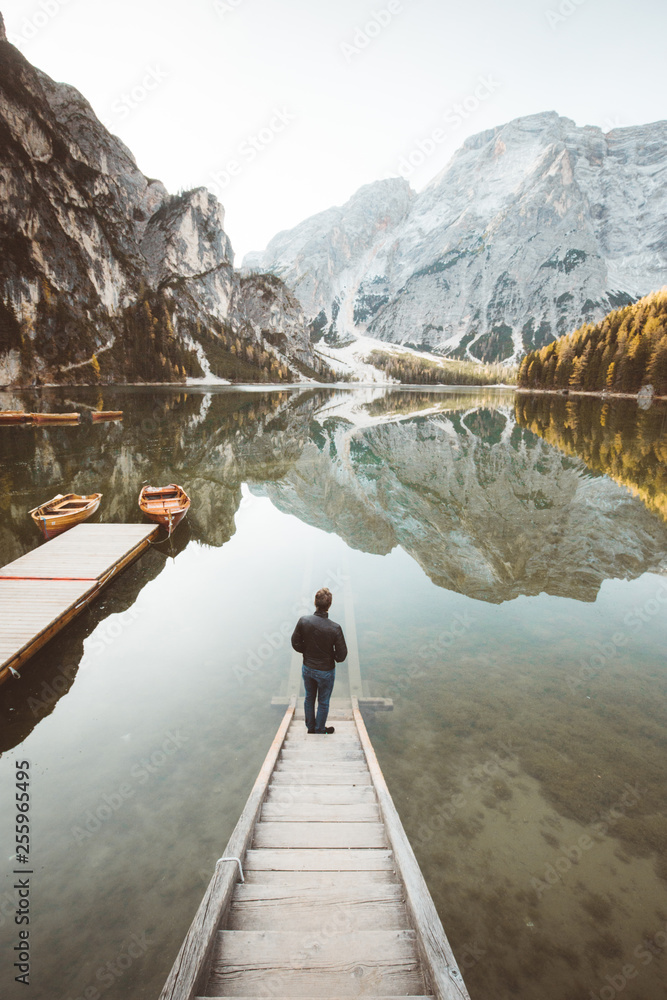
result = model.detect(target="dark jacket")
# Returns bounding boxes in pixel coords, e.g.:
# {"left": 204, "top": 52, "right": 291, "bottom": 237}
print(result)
{"left": 291, "top": 609, "right": 347, "bottom": 671}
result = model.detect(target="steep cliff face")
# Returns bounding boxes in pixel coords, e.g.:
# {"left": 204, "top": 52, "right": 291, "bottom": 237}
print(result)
{"left": 231, "top": 273, "right": 313, "bottom": 364}
{"left": 244, "top": 178, "right": 415, "bottom": 344}
{"left": 0, "top": 33, "right": 322, "bottom": 386}
{"left": 245, "top": 112, "right": 667, "bottom": 363}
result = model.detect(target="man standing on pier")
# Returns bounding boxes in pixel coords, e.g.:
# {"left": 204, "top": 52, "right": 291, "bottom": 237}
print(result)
{"left": 291, "top": 587, "right": 347, "bottom": 734}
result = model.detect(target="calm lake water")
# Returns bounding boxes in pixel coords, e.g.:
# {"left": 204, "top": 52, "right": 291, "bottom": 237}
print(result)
{"left": 0, "top": 385, "right": 666, "bottom": 1000}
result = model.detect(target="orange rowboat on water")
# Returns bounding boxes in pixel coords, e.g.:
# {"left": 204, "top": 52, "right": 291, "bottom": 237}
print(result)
{"left": 92, "top": 411, "right": 123, "bottom": 421}
{"left": 0, "top": 411, "right": 32, "bottom": 424}
{"left": 29, "top": 493, "right": 103, "bottom": 539}
{"left": 32, "top": 412, "right": 80, "bottom": 423}
{"left": 138, "top": 484, "right": 190, "bottom": 534}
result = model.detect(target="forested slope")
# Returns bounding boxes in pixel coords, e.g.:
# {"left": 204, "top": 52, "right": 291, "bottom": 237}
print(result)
{"left": 517, "top": 290, "right": 667, "bottom": 395}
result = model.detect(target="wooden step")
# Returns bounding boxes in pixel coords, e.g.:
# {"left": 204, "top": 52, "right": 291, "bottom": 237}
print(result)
{"left": 278, "top": 756, "right": 365, "bottom": 767}
{"left": 280, "top": 743, "right": 366, "bottom": 764}
{"left": 271, "top": 770, "right": 371, "bottom": 785}
{"left": 282, "top": 741, "right": 361, "bottom": 751}
{"left": 285, "top": 726, "right": 358, "bottom": 741}
{"left": 281, "top": 740, "right": 363, "bottom": 752}
{"left": 275, "top": 756, "right": 365, "bottom": 766}
{"left": 286, "top": 721, "right": 358, "bottom": 732}
{"left": 253, "top": 821, "right": 387, "bottom": 850}
{"left": 285, "top": 729, "right": 359, "bottom": 739}
{"left": 206, "top": 929, "right": 426, "bottom": 997}
{"left": 266, "top": 783, "right": 377, "bottom": 804}
{"left": 261, "top": 802, "right": 380, "bottom": 822}
{"left": 228, "top": 883, "right": 408, "bottom": 931}
{"left": 242, "top": 869, "right": 400, "bottom": 888}
{"left": 272, "top": 760, "right": 369, "bottom": 785}
{"left": 244, "top": 848, "right": 395, "bottom": 871}
{"left": 279, "top": 751, "right": 365, "bottom": 764}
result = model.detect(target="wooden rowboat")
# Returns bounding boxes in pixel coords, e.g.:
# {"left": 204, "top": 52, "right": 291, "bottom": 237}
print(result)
{"left": 92, "top": 410, "right": 123, "bottom": 421}
{"left": 139, "top": 484, "right": 190, "bottom": 534}
{"left": 32, "top": 412, "right": 80, "bottom": 423}
{"left": 0, "top": 411, "right": 32, "bottom": 424}
{"left": 29, "top": 493, "right": 102, "bottom": 539}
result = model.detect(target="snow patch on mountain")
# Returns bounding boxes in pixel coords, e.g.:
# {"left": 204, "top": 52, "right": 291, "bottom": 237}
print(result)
{"left": 245, "top": 112, "right": 667, "bottom": 363}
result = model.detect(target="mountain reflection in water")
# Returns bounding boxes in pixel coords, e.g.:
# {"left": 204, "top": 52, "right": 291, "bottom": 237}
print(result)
{"left": 515, "top": 393, "right": 667, "bottom": 523}
{"left": 0, "top": 385, "right": 666, "bottom": 1000}
{"left": 252, "top": 390, "right": 667, "bottom": 602}
{"left": 1, "top": 386, "right": 665, "bottom": 602}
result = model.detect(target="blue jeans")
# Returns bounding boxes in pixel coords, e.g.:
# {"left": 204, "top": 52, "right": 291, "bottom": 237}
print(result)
{"left": 302, "top": 665, "right": 335, "bottom": 732}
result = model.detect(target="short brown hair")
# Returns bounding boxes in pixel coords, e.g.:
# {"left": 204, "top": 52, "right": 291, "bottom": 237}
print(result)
{"left": 315, "top": 587, "right": 332, "bottom": 610}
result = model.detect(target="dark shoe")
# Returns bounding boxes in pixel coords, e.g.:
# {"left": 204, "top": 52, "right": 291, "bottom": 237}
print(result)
{"left": 324, "top": 726, "right": 335, "bottom": 734}
{"left": 307, "top": 728, "right": 316, "bottom": 734}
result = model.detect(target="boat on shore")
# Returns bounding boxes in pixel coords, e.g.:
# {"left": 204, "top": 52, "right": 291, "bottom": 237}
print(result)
{"left": 0, "top": 411, "right": 32, "bottom": 423}
{"left": 29, "top": 493, "right": 103, "bottom": 539}
{"left": 138, "top": 484, "right": 190, "bottom": 533}
{"left": 92, "top": 410, "right": 123, "bottom": 421}
{"left": 32, "top": 412, "right": 80, "bottom": 423}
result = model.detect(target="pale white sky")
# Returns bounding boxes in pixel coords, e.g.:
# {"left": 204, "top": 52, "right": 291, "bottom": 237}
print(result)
{"left": 3, "top": 0, "right": 666, "bottom": 258}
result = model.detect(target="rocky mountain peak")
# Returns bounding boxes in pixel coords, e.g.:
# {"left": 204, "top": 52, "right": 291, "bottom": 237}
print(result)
{"left": 0, "top": 12, "right": 6, "bottom": 43}
{"left": 246, "top": 112, "right": 667, "bottom": 362}
{"left": 0, "top": 33, "right": 327, "bottom": 386}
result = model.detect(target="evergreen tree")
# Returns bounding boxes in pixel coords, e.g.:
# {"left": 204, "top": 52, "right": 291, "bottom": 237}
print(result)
{"left": 518, "top": 289, "right": 667, "bottom": 393}
{"left": 555, "top": 344, "right": 575, "bottom": 387}
{"left": 647, "top": 335, "right": 667, "bottom": 395}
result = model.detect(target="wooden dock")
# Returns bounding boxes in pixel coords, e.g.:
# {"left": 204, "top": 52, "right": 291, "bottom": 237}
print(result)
{"left": 0, "top": 523, "right": 158, "bottom": 684}
{"left": 159, "top": 697, "right": 470, "bottom": 1000}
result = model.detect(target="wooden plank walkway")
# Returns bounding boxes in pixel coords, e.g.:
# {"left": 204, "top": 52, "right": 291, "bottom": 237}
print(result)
{"left": 0, "top": 523, "right": 158, "bottom": 684}
{"left": 159, "top": 698, "right": 470, "bottom": 1000}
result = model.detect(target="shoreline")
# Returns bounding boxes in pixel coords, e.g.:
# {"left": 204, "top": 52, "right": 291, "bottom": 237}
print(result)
{"left": 515, "top": 387, "right": 667, "bottom": 402}
{"left": 0, "top": 380, "right": 518, "bottom": 391}
{"left": 1, "top": 382, "right": 664, "bottom": 400}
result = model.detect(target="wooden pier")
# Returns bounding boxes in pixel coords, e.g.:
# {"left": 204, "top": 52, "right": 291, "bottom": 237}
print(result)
{"left": 159, "top": 697, "right": 470, "bottom": 1000}
{"left": 0, "top": 523, "right": 158, "bottom": 684}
